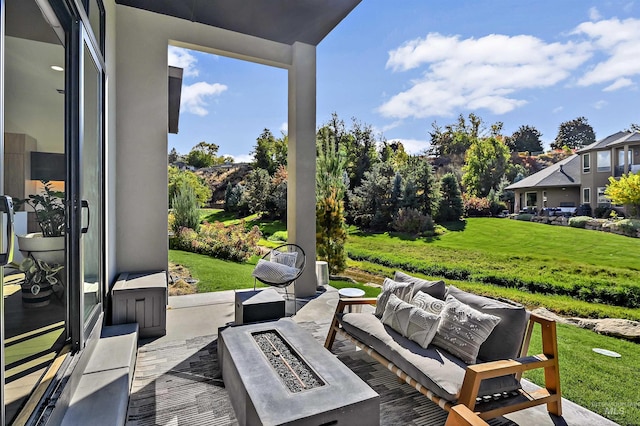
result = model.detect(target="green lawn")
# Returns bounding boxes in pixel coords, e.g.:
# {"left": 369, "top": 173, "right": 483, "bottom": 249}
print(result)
{"left": 347, "top": 218, "right": 640, "bottom": 314}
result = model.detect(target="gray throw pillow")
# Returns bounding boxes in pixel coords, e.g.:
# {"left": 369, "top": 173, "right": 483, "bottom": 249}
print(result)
{"left": 393, "top": 271, "right": 446, "bottom": 300}
{"left": 411, "top": 291, "right": 445, "bottom": 315}
{"left": 374, "top": 278, "right": 415, "bottom": 317}
{"left": 432, "top": 295, "right": 501, "bottom": 364}
{"left": 382, "top": 294, "right": 441, "bottom": 349}
{"left": 446, "top": 285, "right": 528, "bottom": 361}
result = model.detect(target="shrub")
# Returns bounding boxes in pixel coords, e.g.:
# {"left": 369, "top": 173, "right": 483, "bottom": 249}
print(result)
{"left": 613, "top": 219, "right": 640, "bottom": 237}
{"left": 392, "top": 208, "right": 434, "bottom": 235}
{"left": 171, "top": 182, "right": 201, "bottom": 232}
{"left": 267, "top": 230, "right": 288, "bottom": 242}
{"left": 515, "top": 213, "right": 533, "bottom": 221}
{"left": 463, "top": 195, "right": 491, "bottom": 217}
{"left": 171, "top": 221, "right": 262, "bottom": 262}
{"left": 569, "top": 216, "right": 591, "bottom": 228}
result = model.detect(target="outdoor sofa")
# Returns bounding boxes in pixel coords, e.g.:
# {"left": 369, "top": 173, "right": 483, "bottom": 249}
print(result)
{"left": 324, "top": 271, "right": 562, "bottom": 425}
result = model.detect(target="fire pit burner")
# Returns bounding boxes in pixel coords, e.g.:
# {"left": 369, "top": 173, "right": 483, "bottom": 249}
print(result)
{"left": 253, "top": 330, "right": 324, "bottom": 392}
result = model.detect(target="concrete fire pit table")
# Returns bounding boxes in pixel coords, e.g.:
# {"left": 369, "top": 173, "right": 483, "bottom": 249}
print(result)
{"left": 219, "top": 318, "right": 379, "bottom": 426}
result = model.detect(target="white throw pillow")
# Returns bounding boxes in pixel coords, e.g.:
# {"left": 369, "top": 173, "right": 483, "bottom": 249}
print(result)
{"left": 411, "top": 291, "right": 445, "bottom": 315}
{"left": 270, "top": 250, "right": 298, "bottom": 267}
{"left": 432, "top": 295, "right": 501, "bottom": 364}
{"left": 382, "top": 294, "right": 440, "bottom": 349}
{"left": 252, "top": 259, "right": 299, "bottom": 283}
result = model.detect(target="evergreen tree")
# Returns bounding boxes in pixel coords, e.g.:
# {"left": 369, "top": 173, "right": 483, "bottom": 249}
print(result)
{"left": 171, "top": 181, "right": 200, "bottom": 232}
{"left": 401, "top": 156, "right": 440, "bottom": 218}
{"left": 551, "top": 116, "right": 595, "bottom": 150}
{"left": 435, "top": 173, "right": 464, "bottom": 222}
{"left": 349, "top": 162, "right": 396, "bottom": 230}
{"left": 168, "top": 147, "right": 179, "bottom": 164}
{"left": 316, "top": 132, "right": 348, "bottom": 273}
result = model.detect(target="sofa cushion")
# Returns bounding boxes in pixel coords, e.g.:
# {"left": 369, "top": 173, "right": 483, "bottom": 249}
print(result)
{"left": 411, "top": 291, "right": 445, "bottom": 315}
{"left": 432, "top": 296, "right": 501, "bottom": 364}
{"left": 394, "top": 271, "right": 446, "bottom": 300}
{"left": 374, "top": 278, "right": 415, "bottom": 317}
{"left": 382, "top": 294, "right": 440, "bottom": 348}
{"left": 446, "top": 286, "right": 529, "bottom": 361}
{"left": 270, "top": 250, "right": 298, "bottom": 267}
{"left": 338, "top": 313, "right": 521, "bottom": 401}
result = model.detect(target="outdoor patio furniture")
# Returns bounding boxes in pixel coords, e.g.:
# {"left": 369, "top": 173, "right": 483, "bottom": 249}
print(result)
{"left": 325, "top": 271, "right": 562, "bottom": 424}
{"left": 252, "top": 244, "right": 306, "bottom": 313}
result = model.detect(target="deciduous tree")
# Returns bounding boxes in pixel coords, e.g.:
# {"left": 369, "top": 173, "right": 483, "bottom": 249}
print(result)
{"left": 168, "top": 166, "right": 211, "bottom": 207}
{"left": 551, "top": 116, "right": 595, "bottom": 150}
{"left": 605, "top": 172, "right": 640, "bottom": 217}
{"left": 462, "top": 136, "right": 511, "bottom": 197}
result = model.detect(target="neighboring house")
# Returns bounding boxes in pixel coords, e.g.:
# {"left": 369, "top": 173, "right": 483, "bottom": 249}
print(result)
{"left": 506, "top": 154, "right": 581, "bottom": 213}
{"left": 506, "top": 131, "right": 640, "bottom": 215}
{"left": 0, "top": 1, "right": 361, "bottom": 424}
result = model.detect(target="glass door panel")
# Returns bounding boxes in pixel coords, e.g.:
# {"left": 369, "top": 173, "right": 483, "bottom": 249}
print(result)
{"left": 80, "top": 33, "right": 102, "bottom": 322}
{"left": 3, "top": 0, "right": 67, "bottom": 423}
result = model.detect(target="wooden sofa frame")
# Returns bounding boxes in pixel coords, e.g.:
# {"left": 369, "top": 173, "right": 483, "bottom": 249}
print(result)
{"left": 324, "top": 297, "right": 562, "bottom": 425}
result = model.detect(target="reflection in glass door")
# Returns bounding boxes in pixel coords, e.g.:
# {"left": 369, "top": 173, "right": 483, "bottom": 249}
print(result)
{"left": 3, "top": 0, "right": 67, "bottom": 423}
{"left": 80, "top": 30, "right": 102, "bottom": 322}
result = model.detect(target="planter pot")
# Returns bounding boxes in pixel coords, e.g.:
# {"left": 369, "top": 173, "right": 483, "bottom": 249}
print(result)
{"left": 17, "top": 233, "right": 65, "bottom": 265}
{"left": 21, "top": 282, "right": 52, "bottom": 308}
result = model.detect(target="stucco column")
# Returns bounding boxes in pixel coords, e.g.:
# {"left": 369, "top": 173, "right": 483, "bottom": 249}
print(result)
{"left": 288, "top": 42, "right": 316, "bottom": 298}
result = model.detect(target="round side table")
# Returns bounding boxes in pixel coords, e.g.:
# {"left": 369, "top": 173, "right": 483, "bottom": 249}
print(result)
{"left": 338, "top": 287, "right": 365, "bottom": 313}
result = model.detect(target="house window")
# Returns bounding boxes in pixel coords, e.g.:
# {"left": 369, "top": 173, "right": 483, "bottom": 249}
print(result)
{"left": 597, "top": 151, "right": 611, "bottom": 172}
{"left": 583, "top": 188, "right": 591, "bottom": 204}
{"left": 597, "top": 187, "right": 609, "bottom": 204}
{"left": 525, "top": 192, "right": 537, "bottom": 210}
{"left": 583, "top": 153, "right": 590, "bottom": 173}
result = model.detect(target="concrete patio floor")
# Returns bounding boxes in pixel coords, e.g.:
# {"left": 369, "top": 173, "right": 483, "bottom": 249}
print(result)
{"left": 127, "top": 287, "right": 619, "bottom": 426}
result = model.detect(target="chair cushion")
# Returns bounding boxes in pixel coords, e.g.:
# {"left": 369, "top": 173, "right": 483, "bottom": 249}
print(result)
{"left": 446, "top": 286, "right": 529, "bottom": 362}
{"left": 381, "top": 294, "right": 440, "bottom": 349}
{"left": 374, "top": 278, "right": 415, "bottom": 317}
{"left": 270, "top": 250, "right": 298, "bottom": 267}
{"left": 393, "top": 271, "right": 446, "bottom": 300}
{"left": 338, "top": 313, "right": 521, "bottom": 401}
{"left": 431, "top": 296, "right": 501, "bottom": 364}
{"left": 411, "top": 291, "right": 445, "bottom": 315}
{"left": 252, "top": 259, "right": 299, "bottom": 283}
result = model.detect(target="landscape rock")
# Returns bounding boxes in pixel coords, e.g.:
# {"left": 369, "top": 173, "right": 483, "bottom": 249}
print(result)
{"left": 532, "top": 308, "right": 640, "bottom": 341}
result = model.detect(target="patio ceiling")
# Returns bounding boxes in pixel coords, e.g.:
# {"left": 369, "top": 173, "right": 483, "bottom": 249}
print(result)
{"left": 115, "top": 0, "right": 362, "bottom": 46}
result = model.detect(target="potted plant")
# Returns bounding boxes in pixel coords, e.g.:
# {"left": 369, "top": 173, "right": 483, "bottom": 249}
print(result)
{"left": 15, "top": 180, "right": 66, "bottom": 264}
{"left": 11, "top": 257, "right": 64, "bottom": 308}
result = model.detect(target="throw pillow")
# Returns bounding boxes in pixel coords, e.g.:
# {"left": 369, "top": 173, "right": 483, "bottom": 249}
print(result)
{"left": 432, "top": 295, "right": 501, "bottom": 364}
{"left": 411, "top": 291, "right": 445, "bottom": 315}
{"left": 393, "top": 271, "right": 446, "bottom": 300}
{"left": 252, "top": 259, "right": 299, "bottom": 283}
{"left": 382, "top": 294, "right": 440, "bottom": 349}
{"left": 374, "top": 278, "right": 415, "bottom": 317}
{"left": 270, "top": 250, "right": 298, "bottom": 267}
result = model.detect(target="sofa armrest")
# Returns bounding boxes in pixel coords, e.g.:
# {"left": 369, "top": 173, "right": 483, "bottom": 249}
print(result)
{"left": 445, "top": 405, "right": 489, "bottom": 426}
{"left": 457, "top": 315, "right": 562, "bottom": 418}
{"left": 324, "top": 297, "right": 377, "bottom": 349}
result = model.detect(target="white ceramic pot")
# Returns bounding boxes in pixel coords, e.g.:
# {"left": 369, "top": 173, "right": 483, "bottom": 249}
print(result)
{"left": 17, "top": 233, "right": 65, "bottom": 265}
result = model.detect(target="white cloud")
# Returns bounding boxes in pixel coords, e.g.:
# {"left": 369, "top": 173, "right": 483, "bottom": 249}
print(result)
{"left": 574, "top": 18, "right": 640, "bottom": 87}
{"left": 552, "top": 106, "right": 564, "bottom": 113}
{"left": 389, "top": 138, "right": 429, "bottom": 155}
{"left": 228, "top": 153, "right": 253, "bottom": 163}
{"left": 603, "top": 77, "right": 634, "bottom": 91}
{"left": 280, "top": 122, "right": 288, "bottom": 134}
{"left": 379, "top": 33, "right": 591, "bottom": 119}
{"left": 181, "top": 82, "right": 228, "bottom": 116}
{"left": 589, "top": 7, "right": 602, "bottom": 21}
{"left": 593, "top": 100, "right": 608, "bottom": 109}
{"left": 168, "top": 46, "right": 199, "bottom": 77}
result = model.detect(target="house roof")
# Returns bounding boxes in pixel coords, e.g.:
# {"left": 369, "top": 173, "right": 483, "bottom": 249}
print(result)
{"left": 115, "top": 0, "right": 362, "bottom": 46}
{"left": 577, "top": 131, "right": 640, "bottom": 153}
{"left": 505, "top": 154, "right": 581, "bottom": 190}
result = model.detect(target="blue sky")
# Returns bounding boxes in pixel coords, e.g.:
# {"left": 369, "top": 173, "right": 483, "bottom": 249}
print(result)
{"left": 168, "top": 0, "right": 640, "bottom": 162}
